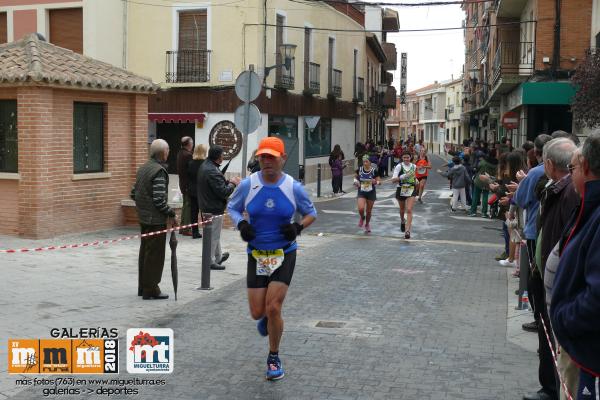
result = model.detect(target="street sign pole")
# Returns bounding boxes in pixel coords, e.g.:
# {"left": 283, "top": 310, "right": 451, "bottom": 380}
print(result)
{"left": 241, "top": 66, "right": 253, "bottom": 179}
{"left": 235, "top": 65, "right": 261, "bottom": 179}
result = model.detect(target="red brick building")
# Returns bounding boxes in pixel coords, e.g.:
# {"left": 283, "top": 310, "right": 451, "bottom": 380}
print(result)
{"left": 0, "top": 34, "right": 156, "bottom": 238}
{"left": 461, "top": 0, "right": 591, "bottom": 144}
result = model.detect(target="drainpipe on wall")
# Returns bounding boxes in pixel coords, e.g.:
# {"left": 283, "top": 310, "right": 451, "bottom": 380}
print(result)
{"left": 551, "top": 0, "right": 561, "bottom": 78}
{"left": 263, "top": 0, "right": 267, "bottom": 85}
{"left": 122, "top": 0, "right": 128, "bottom": 69}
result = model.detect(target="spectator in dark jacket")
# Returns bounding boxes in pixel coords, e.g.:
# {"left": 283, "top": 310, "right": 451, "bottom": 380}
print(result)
{"left": 130, "top": 139, "right": 177, "bottom": 300}
{"left": 469, "top": 151, "right": 498, "bottom": 217}
{"left": 329, "top": 144, "right": 346, "bottom": 194}
{"left": 552, "top": 131, "right": 600, "bottom": 400}
{"left": 462, "top": 154, "right": 474, "bottom": 206}
{"left": 197, "top": 146, "right": 241, "bottom": 270}
{"left": 438, "top": 157, "right": 469, "bottom": 212}
{"left": 187, "top": 143, "right": 207, "bottom": 239}
{"left": 177, "top": 136, "right": 194, "bottom": 235}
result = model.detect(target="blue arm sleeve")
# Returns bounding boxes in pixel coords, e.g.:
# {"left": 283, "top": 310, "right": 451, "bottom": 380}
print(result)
{"left": 512, "top": 176, "right": 530, "bottom": 209}
{"left": 513, "top": 165, "right": 543, "bottom": 209}
{"left": 293, "top": 181, "right": 317, "bottom": 218}
{"left": 226, "top": 177, "right": 251, "bottom": 227}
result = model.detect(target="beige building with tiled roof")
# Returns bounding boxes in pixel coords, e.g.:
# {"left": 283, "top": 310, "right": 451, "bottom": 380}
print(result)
{"left": 0, "top": 34, "right": 157, "bottom": 238}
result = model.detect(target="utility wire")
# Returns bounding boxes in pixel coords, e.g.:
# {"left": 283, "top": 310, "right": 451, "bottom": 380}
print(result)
{"left": 245, "top": 19, "right": 536, "bottom": 33}
{"left": 296, "top": 0, "right": 492, "bottom": 6}
{"left": 124, "top": 0, "right": 493, "bottom": 8}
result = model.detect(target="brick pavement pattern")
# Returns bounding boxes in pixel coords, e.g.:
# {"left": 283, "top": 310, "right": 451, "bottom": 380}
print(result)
{"left": 4, "top": 155, "right": 539, "bottom": 399}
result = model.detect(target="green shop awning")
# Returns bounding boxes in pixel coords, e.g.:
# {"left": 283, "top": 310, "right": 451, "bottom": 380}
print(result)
{"left": 522, "top": 82, "right": 577, "bottom": 105}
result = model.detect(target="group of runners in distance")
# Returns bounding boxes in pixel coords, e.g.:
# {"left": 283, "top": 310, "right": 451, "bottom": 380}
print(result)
{"left": 354, "top": 146, "right": 431, "bottom": 239}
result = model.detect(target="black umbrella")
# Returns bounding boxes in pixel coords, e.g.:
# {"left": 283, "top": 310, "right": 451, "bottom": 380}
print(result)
{"left": 169, "top": 230, "right": 178, "bottom": 301}
{"left": 220, "top": 160, "right": 232, "bottom": 174}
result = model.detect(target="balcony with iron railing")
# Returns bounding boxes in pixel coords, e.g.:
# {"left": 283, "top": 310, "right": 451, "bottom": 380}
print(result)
{"left": 304, "top": 62, "right": 320, "bottom": 95}
{"left": 382, "top": 85, "right": 397, "bottom": 108}
{"left": 275, "top": 58, "right": 295, "bottom": 90}
{"left": 166, "top": 50, "right": 211, "bottom": 83}
{"left": 492, "top": 41, "right": 534, "bottom": 87}
{"left": 470, "top": 49, "right": 479, "bottom": 69}
{"left": 382, "top": 42, "right": 397, "bottom": 70}
{"left": 328, "top": 68, "right": 342, "bottom": 98}
{"left": 354, "top": 77, "right": 364, "bottom": 102}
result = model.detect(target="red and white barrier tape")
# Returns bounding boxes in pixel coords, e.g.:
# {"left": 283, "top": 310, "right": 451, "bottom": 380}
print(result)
{"left": 0, "top": 215, "right": 223, "bottom": 254}
{"left": 540, "top": 316, "right": 574, "bottom": 400}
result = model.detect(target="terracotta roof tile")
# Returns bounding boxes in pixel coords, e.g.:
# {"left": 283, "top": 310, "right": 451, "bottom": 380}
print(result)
{"left": 407, "top": 82, "right": 440, "bottom": 95}
{"left": 0, "top": 33, "right": 158, "bottom": 93}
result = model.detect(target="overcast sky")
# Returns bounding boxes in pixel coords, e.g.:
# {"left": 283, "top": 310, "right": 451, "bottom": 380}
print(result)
{"left": 386, "top": 3, "right": 466, "bottom": 92}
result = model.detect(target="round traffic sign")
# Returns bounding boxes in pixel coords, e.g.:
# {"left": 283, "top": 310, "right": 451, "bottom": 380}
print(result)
{"left": 235, "top": 71, "right": 261, "bottom": 103}
{"left": 234, "top": 103, "right": 261, "bottom": 134}
{"left": 502, "top": 111, "right": 519, "bottom": 130}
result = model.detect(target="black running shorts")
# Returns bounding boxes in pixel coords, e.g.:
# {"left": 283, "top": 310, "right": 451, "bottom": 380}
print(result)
{"left": 357, "top": 190, "right": 377, "bottom": 201}
{"left": 247, "top": 250, "right": 297, "bottom": 288}
{"left": 396, "top": 187, "right": 418, "bottom": 201}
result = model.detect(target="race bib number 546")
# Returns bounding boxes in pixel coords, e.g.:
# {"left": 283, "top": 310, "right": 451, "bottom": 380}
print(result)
{"left": 252, "top": 249, "right": 285, "bottom": 276}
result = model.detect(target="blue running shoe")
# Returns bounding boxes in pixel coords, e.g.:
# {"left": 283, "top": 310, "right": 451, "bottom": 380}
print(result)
{"left": 257, "top": 316, "right": 268, "bottom": 337}
{"left": 266, "top": 355, "right": 284, "bottom": 380}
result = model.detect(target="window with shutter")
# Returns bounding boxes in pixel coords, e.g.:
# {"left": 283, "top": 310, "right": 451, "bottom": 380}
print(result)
{"left": 177, "top": 10, "right": 208, "bottom": 82}
{"left": 0, "top": 100, "right": 18, "bottom": 173}
{"left": 178, "top": 11, "right": 207, "bottom": 50}
{"left": 49, "top": 8, "right": 83, "bottom": 53}
{"left": 73, "top": 103, "right": 104, "bottom": 173}
{"left": 0, "top": 13, "right": 7, "bottom": 44}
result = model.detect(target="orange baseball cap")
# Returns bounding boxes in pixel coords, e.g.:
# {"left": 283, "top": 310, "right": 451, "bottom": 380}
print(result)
{"left": 256, "top": 137, "right": 285, "bottom": 157}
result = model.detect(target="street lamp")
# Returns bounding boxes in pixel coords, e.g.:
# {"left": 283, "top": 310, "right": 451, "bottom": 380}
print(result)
{"left": 468, "top": 67, "right": 479, "bottom": 80}
{"left": 264, "top": 44, "right": 297, "bottom": 77}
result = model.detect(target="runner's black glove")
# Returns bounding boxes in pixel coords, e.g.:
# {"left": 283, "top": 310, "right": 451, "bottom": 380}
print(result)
{"left": 238, "top": 220, "right": 256, "bottom": 242}
{"left": 280, "top": 222, "right": 303, "bottom": 241}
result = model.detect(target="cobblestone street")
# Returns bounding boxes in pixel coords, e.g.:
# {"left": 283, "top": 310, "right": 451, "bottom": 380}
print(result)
{"left": 3, "top": 155, "right": 540, "bottom": 399}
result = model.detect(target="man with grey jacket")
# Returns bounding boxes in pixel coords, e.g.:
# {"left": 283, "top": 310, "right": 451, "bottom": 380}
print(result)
{"left": 438, "top": 156, "right": 469, "bottom": 212}
{"left": 197, "top": 146, "right": 241, "bottom": 270}
{"left": 130, "top": 139, "right": 177, "bottom": 300}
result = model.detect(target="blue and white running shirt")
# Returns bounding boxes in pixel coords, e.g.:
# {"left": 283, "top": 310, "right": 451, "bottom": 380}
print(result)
{"left": 227, "top": 172, "right": 317, "bottom": 253}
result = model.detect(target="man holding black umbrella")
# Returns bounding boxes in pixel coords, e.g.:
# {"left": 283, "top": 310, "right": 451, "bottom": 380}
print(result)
{"left": 197, "top": 145, "right": 241, "bottom": 270}
{"left": 130, "top": 139, "right": 177, "bottom": 300}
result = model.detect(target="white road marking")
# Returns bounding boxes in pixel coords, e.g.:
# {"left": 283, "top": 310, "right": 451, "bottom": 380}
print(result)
{"left": 450, "top": 215, "right": 495, "bottom": 222}
{"left": 437, "top": 190, "right": 453, "bottom": 199}
{"left": 321, "top": 210, "right": 356, "bottom": 215}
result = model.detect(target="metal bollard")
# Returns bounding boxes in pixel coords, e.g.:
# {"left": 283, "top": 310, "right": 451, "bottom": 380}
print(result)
{"left": 317, "top": 163, "right": 321, "bottom": 198}
{"left": 198, "top": 213, "right": 214, "bottom": 290}
{"left": 516, "top": 241, "right": 529, "bottom": 309}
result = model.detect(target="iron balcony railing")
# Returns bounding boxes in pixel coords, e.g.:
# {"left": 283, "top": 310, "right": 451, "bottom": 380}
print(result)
{"left": 165, "top": 50, "right": 211, "bottom": 83}
{"left": 275, "top": 58, "right": 295, "bottom": 90}
{"left": 304, "top": 62, "right": 320, "bottom": 94}
{"left": 328, "top": 68, "right": 342, "bottom": 98}
{"left": 354, "top": 77, "right": 364, "bottom": 102}
{"left": 470, "top": 49, "right": 478, "bottom": 69}
{"left": 492, "top": 41, "right": 534, "bottom": 87}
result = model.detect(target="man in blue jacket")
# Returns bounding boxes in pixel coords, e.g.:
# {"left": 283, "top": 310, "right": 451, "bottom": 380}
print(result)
{"left": 551, "top": 130, "right": 600, "bottom": 400}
